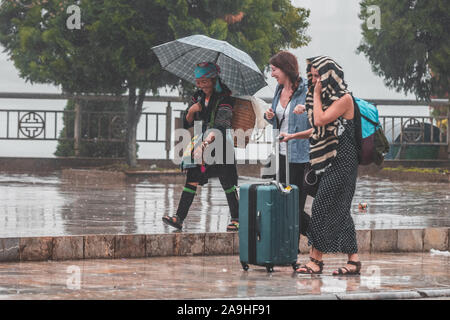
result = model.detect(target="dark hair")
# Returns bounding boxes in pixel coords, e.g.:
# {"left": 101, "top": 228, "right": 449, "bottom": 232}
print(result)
{"left": 269, "top": 51, "right": 300, "bottom": 93}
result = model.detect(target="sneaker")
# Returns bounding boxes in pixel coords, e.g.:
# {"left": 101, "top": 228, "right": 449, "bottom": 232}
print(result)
{"left": 162, "top": 215, "right": 183, "bottom": 230}
{"left": 226, "top": 220, "right": 239, "bottom": 232}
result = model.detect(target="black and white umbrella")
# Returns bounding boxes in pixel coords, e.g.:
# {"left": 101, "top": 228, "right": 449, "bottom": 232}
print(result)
{"left": 152, "top": 34, "right": 267, "bottom": 96}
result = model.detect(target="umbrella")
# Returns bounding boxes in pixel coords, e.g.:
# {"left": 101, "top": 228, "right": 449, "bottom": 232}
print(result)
{"left": 151, "top": 34, "right": 267, "bottom": 96}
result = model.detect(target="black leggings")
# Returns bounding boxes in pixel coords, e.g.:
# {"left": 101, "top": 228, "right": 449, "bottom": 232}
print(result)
{"left": 177, "top": 164, "right": 239, "bottom": 221}
{"left": 278, "top": 154, "right": 308, "bottom": 235}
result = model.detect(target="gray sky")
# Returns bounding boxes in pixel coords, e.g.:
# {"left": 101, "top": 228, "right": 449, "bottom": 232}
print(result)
{"left": 0, "top": 0, "right": 424, "bottom": 158}
{"left": 259, "top": 0, "right": 415, "bottom": 99}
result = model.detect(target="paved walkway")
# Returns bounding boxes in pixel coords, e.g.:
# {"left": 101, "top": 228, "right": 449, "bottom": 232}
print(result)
{"left": 0, "top": 173, "right": 449, "bottom": 237}
{"left": 0, "top": 252, "right": 449, "bottom": 299}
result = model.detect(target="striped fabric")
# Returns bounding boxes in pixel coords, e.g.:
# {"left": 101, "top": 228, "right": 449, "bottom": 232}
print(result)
{"left": 181, "top": 89, "right": 235, "bottom": 168}
{"left": 189, "top": 89, "right": 234, "bottom": 131}
{"left": 305, "top": 56, "right": 350, "bottom": 173}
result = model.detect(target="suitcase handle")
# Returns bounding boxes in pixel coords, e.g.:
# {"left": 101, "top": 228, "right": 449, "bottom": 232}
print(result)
{"left": 273, "top": 134, "right": 291, "bottom": 193}
{"left": 256, "top": 211, "right": 261, "bottom": 241}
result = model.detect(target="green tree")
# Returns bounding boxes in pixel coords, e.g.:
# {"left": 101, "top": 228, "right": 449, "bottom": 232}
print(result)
{"left": 54, "top": 99, "right": 132, "bottom": 158}
{"left": 357, "top": 0, "right": 449, "bottom": 101}
{"left": 0, "top": 0, "right": 310, "bottom": 166}
{"left": 164, "top": 0, "right": 310, "bottom": 72}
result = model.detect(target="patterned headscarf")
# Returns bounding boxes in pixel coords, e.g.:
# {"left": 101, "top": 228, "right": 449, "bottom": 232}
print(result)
{"left": 305, "top": 56, "right": 350, "bottom": 173}
{"left": 194, "top": 62, "right": 223, "bottom": 93}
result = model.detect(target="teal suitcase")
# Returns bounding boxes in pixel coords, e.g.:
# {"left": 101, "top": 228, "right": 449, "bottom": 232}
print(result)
{"left": 239, "top": 136, "right": 300, "bottom": 272}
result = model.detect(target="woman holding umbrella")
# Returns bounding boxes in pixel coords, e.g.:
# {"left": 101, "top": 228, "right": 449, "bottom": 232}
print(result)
{"left": 162, "top": 62, "right": 240, "bottom": 231}
{"left": 153, "top": 35, "right": 267, "bottom": 231}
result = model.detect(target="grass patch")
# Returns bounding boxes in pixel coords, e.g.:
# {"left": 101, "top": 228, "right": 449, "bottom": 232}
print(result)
{"left": 382, "top": 166, "right": 449, "bottom": 175}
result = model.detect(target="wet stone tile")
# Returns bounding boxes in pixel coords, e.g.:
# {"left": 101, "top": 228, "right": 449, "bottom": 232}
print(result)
{"left": 174, "top": 233, "right": 205, "bottom": 256}
{"left": 19, "top": 237, "right": 53, "bottom": 261}
{"left": 0, "top": 252, "right": 448, "bottom": 299}
{"left": 84, "top": 235, "right": 115, "bottom": 259}
{"left": 371, "top": 230, "right": 397, "bottom": 252}
{"left": 114, "top": 235, "right": 146, "bottom": 259}
{"left": 146, "top": 234, "right": 175, "bottom": 257}
{"left": 52, "top": 236, "right": 84, "bottom": 261}
{"left": 423, "top": 228, "right": 449, "bottom": 251}
{"left": 204, "top": 233, "right": 234, "bottom": 255}
{"left": 1, "top": 173, "right": 449, "bottom": 238}
{"left": 0, "top": 238, "right": 20, "bottom": 262}
{"left": 356, "top": 230, "right": 371, "bottom": 253}
{"left": 397, "top": 229, "right": 423, "bottom": 252}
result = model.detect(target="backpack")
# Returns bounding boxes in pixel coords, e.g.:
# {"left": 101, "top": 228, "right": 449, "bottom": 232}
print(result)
{"left": 352, "top": 96, "right": 390, "bottom": 165}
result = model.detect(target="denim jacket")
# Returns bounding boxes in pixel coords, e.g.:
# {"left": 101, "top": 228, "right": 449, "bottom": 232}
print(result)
{"left": 263, "top": 77, "right": 311, "bottom": 163}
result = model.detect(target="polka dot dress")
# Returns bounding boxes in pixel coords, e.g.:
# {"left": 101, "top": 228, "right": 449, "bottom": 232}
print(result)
{"left": 306, "top": 118, "right": 359, "bottom": 254}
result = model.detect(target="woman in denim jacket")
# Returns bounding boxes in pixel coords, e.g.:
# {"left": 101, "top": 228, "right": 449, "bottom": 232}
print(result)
{"left": 264, "top": 51, "right": 313, "bottom": 235}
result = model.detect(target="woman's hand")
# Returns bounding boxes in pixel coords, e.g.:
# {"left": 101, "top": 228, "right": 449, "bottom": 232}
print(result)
{"left": 314, "top": 78, "right": 322, "bottom": 96}
{"left": 186, "top": 102, "right": 202, "bottom": 124}
{"left": 265, "top": 108, "right": 275, "bottom": 120}
{"left": 293, "top": 104, "right": 306, "bottom": 114}
{"left": 193, "top": 140, "right": 211, "bottom": 163}
{"left": 279, "top": 132, "right": 291, "bottom": 143}
{"left": 189, "top": 102, "right": 202, "bottom": 113}
{"left": 193, "top": 144, "right": 203, "bottom": 162}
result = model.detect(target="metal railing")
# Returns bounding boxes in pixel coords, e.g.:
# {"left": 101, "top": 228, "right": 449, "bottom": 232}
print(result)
{"left": 0, "top": 92, "right": 448, "bottom": 159}
{"left": 382, "top": 115, "right": 447, "bottom": 146}
{"left": 242, "top": 99, "right": 450, "bottom": 150}
{"left": 0, "top": 109, "right": 169, "bottom": 142}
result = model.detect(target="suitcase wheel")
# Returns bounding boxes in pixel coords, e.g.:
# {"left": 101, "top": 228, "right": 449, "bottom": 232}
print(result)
{"left": 266, "top": 265, "right": 274, "bottom": 273}
{"left": 241, "top": 262, "right": 249, "bottom": 271}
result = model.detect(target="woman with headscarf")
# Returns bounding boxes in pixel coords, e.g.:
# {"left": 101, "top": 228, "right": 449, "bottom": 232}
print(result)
{"left": 282, "top": 56, "right": 362, "bottom": 275}
{"left": 162, "top": 62, "right": 240, "bottom": 232}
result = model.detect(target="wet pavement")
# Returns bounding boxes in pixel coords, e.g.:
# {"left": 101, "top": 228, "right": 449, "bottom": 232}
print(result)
{"left": 0, "top": 252, "right": 448, "bottom": 299}
{"left": 0, "top": 173, "right": 449, "bottom": 237}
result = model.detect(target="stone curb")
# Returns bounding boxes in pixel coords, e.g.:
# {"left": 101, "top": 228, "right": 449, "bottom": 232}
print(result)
{"left": 0, "top": 227, "right": 449, "bottom": 263}
{"left": 416, "top": 288, "right": 450, "bottom": 298}
{"left": 213, "top": 294, "right": 339, "bottom": 300}
{"left": 335, "top": 290, "right": 422, "bottom": 300}
{"left": 213, "top": 288, "right": 450, "bottom": 300}
{"left": 336, "top": 288, "right": 450, "bottom": 300}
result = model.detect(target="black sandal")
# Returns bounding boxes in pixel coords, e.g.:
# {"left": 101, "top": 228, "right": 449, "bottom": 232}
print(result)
{"left": 295, "top": 257, "right": 324, "bottom": 274}
{"left": 332, "top": 260, "right": 361, "bottom": 276}
{"left": 226, "top": 220, "right": 239, "bottom": 232}
{"left": 162, "top": 215, "right": 183, "bottom": 230}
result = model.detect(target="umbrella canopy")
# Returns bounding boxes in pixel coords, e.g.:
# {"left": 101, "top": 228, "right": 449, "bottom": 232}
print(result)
{"left": 152, "top": 34, "right": 267, "bottom": 96}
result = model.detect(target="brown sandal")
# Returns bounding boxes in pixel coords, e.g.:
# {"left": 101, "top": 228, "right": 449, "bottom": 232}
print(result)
{"left": 295, "top": 257, "right": 324, "bottom": 274}
{"left": 332, "top": 260, "right": 361, "bottom": 276}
